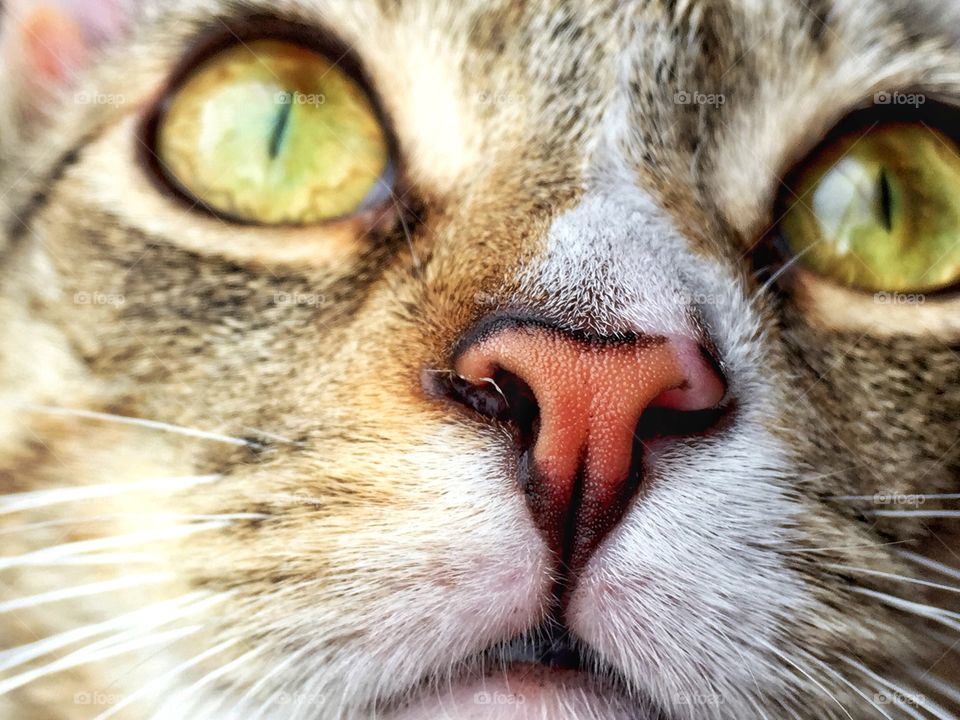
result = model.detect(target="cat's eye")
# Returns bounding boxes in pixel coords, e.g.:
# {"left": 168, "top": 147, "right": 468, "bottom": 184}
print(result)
{"left": 779, "top": 121, "right": 960, "bottom": 293}
{"left": 154, "top": 39, "right": 391, "bottom": 225}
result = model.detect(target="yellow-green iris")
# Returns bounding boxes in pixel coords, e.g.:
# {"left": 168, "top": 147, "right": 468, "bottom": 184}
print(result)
{"left": 781, "top": 124, "right": 960, "bottom": 293}
{"left": 157, "top": 40, "right": 389, "bottom": 224}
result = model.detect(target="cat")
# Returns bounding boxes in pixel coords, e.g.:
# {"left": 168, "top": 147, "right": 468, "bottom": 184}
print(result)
{"left": 0, "top": 0, "right": 959, "bottom": 718}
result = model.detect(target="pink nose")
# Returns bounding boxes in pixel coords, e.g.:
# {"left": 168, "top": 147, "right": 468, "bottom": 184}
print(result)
{"left": 451, "top": 323, "right": 725, "bottom": 568}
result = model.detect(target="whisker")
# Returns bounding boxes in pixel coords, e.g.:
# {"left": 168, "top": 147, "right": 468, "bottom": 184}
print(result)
{"left": 256, "top": 493, "right": 324, "bottom": 509}
{"left": 0, "top": 573, "right": 174, "bottom": 614}
{"left": 869, "top": 510, "right": 960, "bottom": 519}
{"left": 11, "top": 553, "right": 157, "bottom": 567}
{"left": 238, "top": 426, "right": 304, "bottom": 447}
{"left": 757, "top": 640, "right": 854, "bottom": 720}
{"left": 850, "top": 588, "right": 960, "bottom": 630}
{"left": 0, "top": 512, "right": 268, "bottom": 535}
{"left": 0, "top": 624, "right": 204, "bottom": 697}
{"left": 0, "top": 475, "right": 221, "bottom": 515}
{"left": 802, "top": 652, "right": 894, "bottom": 720}
{"left": 777, "top": 540, "right": 911, "bottom": 554}
{"left": 898, "top": 551, "right": 960, "bottom": 581}
{"left": 231, "top": 643, "right": 310, "bottom": 715}
{"left": 830, "top": 494, "right": 960, "bottom": 502}
{"left": 907, "top": 670, "right": 960, "bottom": 708}
{"left": 828, "top": 565, "right": 960, "bottom": 596}
{"left": 756, "top": 241, "right": 820, "bottom": 295}
{"left": 843, "top": 658, "right": 958, "bottom": 720}
{"left": 794, "top": 465, "right": 866, "bottom": 484}
{"left": 17, "top": 404, "right": 251, "bottom": 447}
{"left": 93, "top": 637, "right": 242, "bottom": 720}
{"left": 0, "top": 523, "right": 227, "bottom": 570}
{"left": 249, "top": 641, "right": 335, "bottom": 720}
{"left": 0, "top": 592, "right": 222, "bottom": 673}
{"left": 154, "top": 645, "right": 266, "bottom": 719}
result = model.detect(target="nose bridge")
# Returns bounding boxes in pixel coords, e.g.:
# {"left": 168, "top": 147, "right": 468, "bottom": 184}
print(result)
{"left": 452, "top": 321, "right": 725, "bottom": 570}
{"left": 508, "top": 191, "right": 696, "bottom": 339}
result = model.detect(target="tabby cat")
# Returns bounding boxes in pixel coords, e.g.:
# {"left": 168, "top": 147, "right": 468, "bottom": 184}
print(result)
{"left": 0, "top": 0, "right": 959, "bottom": 718}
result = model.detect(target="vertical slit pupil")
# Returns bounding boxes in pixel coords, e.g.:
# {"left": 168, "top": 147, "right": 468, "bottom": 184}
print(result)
{"left": 269, "top": 94, "right": 294, "bottom": 159}
{"left": 877, "top": 167, "right": 894, "bottom": 231}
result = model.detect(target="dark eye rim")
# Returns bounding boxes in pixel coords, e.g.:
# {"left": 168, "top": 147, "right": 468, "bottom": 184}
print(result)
{"left": 137, "top": 15, "right": 403, "bottom": 229}
{"left": 759, "top": 94, "right": 960, "bottom": 300}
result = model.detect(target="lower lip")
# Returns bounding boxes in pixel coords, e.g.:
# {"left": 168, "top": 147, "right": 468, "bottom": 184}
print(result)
{"left": 386, "top": 664, "right": 640, "bottom": 720}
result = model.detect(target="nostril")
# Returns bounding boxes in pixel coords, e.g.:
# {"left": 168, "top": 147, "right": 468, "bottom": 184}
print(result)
{"left": 434, "top": 366, "right": 542, "bottom": 451}
{"left": 634, "top": 405, "right": 729, "bottom": 440}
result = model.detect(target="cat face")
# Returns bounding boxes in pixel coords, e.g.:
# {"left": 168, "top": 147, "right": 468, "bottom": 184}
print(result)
{"left": 1, "top": 0, "right": 959, "bottom": 718}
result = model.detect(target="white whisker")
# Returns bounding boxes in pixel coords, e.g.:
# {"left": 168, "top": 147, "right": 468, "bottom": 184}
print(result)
{"left": 843, "top": 658, "right": 959, "bottom": 720}
{"left": 828, "top": 565, "right": 960, "bottom": 596}
{"left": 0, "top": 523, "right": 226, "bottom": 570}
{"left": 802, "top": 652, "right": 894, "bottom": 720}
{"left": 794, "top": 466, "right": 866, "bottom": 484}
{"left": 0, "top": 475, "right": 221, "bottom": 515}
{"left": 758, "top": 640, "right": 854, "bottom": 720}
{"left": 151, "top": 645, "right": 266, "bottom": 720}
{"left": 14, "top": 553, "right": 157, "bottom": 567}
{"left": 850, "top": 588, "right": 960, "bottom": 630}
{"left": 757, "top": 241, "right": 820, "bottom": 295}
{"left": 777, "top": 540, "right": 911, "bottom": 554}
{"left": 232, "top": 643, "right": 307, "bottom": 714}
{"left": 17, "top": 404, "right": 250, "bottom": 447}
{"left": 238, "top": 425, "right": 303, "bottom": 447}
{"left": 0, "top": 512, "right": 268, "bottom": 535}
{"left": 0, "top": 592, "right": 227, "bottom": 673}
{"left": 258, "top": 493, "right": 324, "bottom": 508}
{"left": 93, "top": 637, "right": 242, "bottom": 720}
{"left": 907, "top": 670, "right": 960, "bottom": 708}
{"left": 0, "top": 624, "right": 204, "bottom": 697}
{"left": 0, "top": 573, "right": 174, "bottom": 614}
{"left": 829, "top": 494, "right": 960, "bottom": 502}
{"left": 869, "top": 510, "right": 960, "bottom": 518}
{"left": 898, "top": 551, "right": 960, "bottom": 581}
{"left": 248, "top": 641, "right": 331, "bottom": 720}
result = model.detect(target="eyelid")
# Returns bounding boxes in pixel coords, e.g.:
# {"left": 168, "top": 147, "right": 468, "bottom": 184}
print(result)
{"left": 789, "top": 268, "right": 960, "bottom": 338}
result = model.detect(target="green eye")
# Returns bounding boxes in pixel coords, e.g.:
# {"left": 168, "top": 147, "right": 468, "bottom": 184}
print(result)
{"left": 780, "top": 123, "right": 960, "bottom": 293}
{"left": 156, "top": 40, "right": 390, "bottom": 225}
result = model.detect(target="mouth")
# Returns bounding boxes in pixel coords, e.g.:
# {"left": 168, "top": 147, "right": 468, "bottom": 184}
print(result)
{"left": 381, "top": 624, "right": 664, "bottom": 720}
